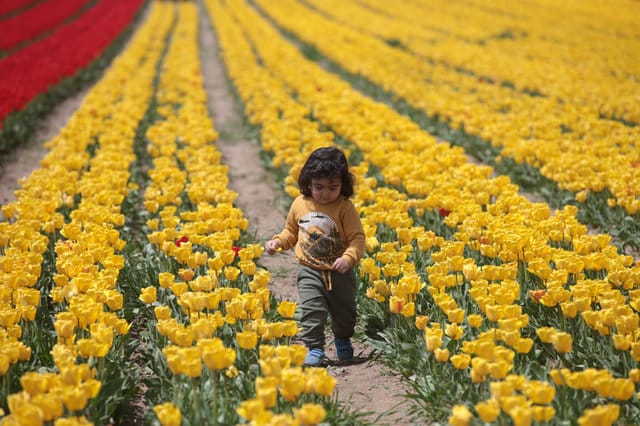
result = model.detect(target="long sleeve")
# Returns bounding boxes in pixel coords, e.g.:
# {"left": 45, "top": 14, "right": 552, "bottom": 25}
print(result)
{"left": 339, "top": 200, "right": 365, "bottom": 267}
{"left": 272, "top": 196, "right": 301, "bottom": 250}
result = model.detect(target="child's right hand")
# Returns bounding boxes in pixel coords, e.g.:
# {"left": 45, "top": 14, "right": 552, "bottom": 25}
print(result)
{"left": 265, "top": 239, "right": 280, "bottom": 255}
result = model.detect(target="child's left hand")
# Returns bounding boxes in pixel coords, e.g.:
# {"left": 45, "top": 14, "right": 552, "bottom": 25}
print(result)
{"left": 332, "top": 257, "right": 350, "bottom": 274}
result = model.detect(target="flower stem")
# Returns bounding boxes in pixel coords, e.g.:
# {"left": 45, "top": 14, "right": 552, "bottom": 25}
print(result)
{"left": 212, "top": 372, "right": 219, "bottom": 425}
{"left": 192, "top": 377, "right": 201, "bottom": 425}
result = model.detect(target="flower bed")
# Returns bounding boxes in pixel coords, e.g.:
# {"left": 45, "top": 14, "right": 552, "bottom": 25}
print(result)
{"left": 0, "top": 2, "right": 169, "bottom": 423}
{"left": 0, "top": 0, "right": 88, "bottom": 51}
{"left": 0, "top": 0, "right": 36, "bottom": 17}
{"left": 0, "top": 0, "right": 145, "bottom": 155}
{"left": 254, "top": 0, "right": 640, "bottom": 249}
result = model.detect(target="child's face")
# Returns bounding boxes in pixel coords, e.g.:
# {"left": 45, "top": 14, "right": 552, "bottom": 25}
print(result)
{"left": 310, "top": 177, "right": 342, "bottom": 204}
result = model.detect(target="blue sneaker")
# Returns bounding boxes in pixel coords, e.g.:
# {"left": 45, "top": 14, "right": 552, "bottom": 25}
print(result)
{"left": 334, "top": 338, "right": 353, "bottom": 361}
{"left": 304, "top": 348, "right": 325, "bottom": 367}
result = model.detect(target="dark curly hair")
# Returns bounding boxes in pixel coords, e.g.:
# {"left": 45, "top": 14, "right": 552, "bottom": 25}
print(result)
{"left": 298, "top": 146, "right": 355, "bottom": 198}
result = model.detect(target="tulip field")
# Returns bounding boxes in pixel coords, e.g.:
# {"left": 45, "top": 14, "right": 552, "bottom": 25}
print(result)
{"left": 0, "top": 0, "right": 145, "bottom": 154}
{"left": 1, "top": 0, "right": 640, "bottom": 425}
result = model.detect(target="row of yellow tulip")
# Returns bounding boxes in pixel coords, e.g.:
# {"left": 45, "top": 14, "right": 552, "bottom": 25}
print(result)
{"left": 208, "top": 0, "right": 640, "bottom": 424}
{"left": 256, "top": 0, "right": 640, "bottom": 217}
{"left": 309, "top": 0, "right": 640, "bottom": 123}
{"left": 137, "top": 4, "right": 333, "bottom": 425}
{"left": 0, "top": 3, "right": 174, "bottom": 424}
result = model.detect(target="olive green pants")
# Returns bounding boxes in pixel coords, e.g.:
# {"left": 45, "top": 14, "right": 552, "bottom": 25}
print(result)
{"left": 297, "top": 265, "right": 357, "bottom": 350}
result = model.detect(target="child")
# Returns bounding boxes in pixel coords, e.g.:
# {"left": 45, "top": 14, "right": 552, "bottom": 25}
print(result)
{"left": 265, "top": 146, "right": 365, "bottom": 366}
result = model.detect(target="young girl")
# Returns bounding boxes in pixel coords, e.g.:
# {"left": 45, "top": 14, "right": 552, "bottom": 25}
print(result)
{"left": 265, "top": 146, "right": 365, "bottom": 366}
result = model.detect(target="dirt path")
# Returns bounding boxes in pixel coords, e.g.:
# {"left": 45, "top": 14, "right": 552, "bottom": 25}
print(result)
{"left": 0, "top": 87, "right": 90, "bottom": 210}
{"left": 197, "top": 10, "right": 415, "bottom": 426}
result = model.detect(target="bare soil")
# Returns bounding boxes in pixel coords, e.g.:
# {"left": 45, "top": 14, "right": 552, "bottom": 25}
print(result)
{"left": 0, "top": 87, "right": 90, "bottom": 209}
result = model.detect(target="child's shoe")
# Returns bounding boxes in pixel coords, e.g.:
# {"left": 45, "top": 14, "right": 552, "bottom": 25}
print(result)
{"left": 334, "top": 338, "right": 370, "bottom": 366}
{"left": 334, "top": 338, "right": 353, "bottom": 361}
{"left": 304, "top": 348, "right": 325, "bottom": 367}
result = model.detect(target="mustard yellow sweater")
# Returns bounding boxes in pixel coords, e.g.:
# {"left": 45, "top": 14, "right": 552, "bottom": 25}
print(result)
{"left": 272, "top": 195, "right": 365, "bottom": 270}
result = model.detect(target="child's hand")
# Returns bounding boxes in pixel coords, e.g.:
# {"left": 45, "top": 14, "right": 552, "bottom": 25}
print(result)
{"left": 332, "top": 257, "right": 350, "bottom": 274}
{"left": 265, "top": 239, "right": 280, "bottom": 255}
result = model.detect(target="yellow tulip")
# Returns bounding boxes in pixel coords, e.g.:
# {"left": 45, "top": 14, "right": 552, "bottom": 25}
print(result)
{"left": 611, "top": 378, "right": 635, "bottom": 401}
{"left": 475, "top": 398, "right": 500, "bottom": 422}
{"left": 507, "top": 405, "right": 533, "bottom": 426}
{"left": 219, "top": 249, "right": 236, "bottom": 264}
{"left": 76, "top": 339, "right": 109, "bottom": 358}
{"left": 365, "top": 236, "right": 380, "bottom": 252}
{"left": 207, "top": 256, "right": 225, "bottom": 272}
{"left": 560, "top": 301, "right": 578, "bottom": 318}
{"left": 489, "top": 360, "right": 512, "bottom": 379}
{"left": 389, "top": 295, "right": 403, "bottom": 314}
{"left": 434, "top": 347, "right": 450, "bottom": 362}
{"left": 170, "top": 282, "right": 188, "bottom": 297}
{"left": 631, "top": 342, "right": 640, "bottom": 361}
{"left": 612, "top": 333, "right": 631, "bottom": 351}
{"left": 236, "top": 398, "right": 266, "bottom": 422}
{"left": 238, "top": 260, "right": 256, "bottom": 275}
{"left": 531, "top": 405, "right": 556, "bottom": 422}
{"left": 139, "top": 286, "right": 157, "bottom": 304}
{"left": 513, "top": 338, "right": 534, "bottom": 354}
{"left": 179, "top": 347, "right": 202, "bottom": 377}
{"left": 277, "top": 301, "right": 297, "bottom": 318}
{"left": 290, "top": 345, "right": 307, "bottom": 366}
{"left": 154, "top": 306, "right": 172, "bottom": 321}
{"left": 54, "top": 319, "right": 76, "bottom": 341}
{"left": 280, "top": 368, "right": 306, "bottom": 401}
{"left": 225, "top": 365, "right": 239, "bottom": 378}
{"left": 535, "top": 327, "right": 555, "bottom": 343}
{"left": 158, "top": 272, "right": 175, "bottom": 289}
{"left": 471, "top": 357, "right": 490, "bottom": 376}
{"left": 19, "top": 372, "right": 52, "bottom": 397}
{"left": 31, "top": 393, "right": 64, "bottom": 422}
{"left": 178, "top": 268, "right": 194, "bottom": 281}
{"left": 224, "top": 266, "right": 241, "bottom": 281}
{"left": 382, "top": 262, "right": 400, "bottom": 278}
{"left": 415, "top": 315, "right": 429, "bottom": 330}
{"left": 61, "top": 387, "right": 90, "bottom": 412}
{"left": 425, "top": 335, "right": 442, "bottom": 352}
{"left": 401, "top": 301, "right": 415, "bottom": 317}
{"left": 577, "top": 403, "right": 619, "bottom": 426}
{"left": 306, "top": 370, "right": 336, "bottom": 396}
{"left": 294, "top": 403, "right": 326, "bottom": 426}
{"left": 462, "top": 263, "right": 481, "bottom": 281}
{"left": 467, "top": 314, "right": 483, "bottom": 328}
{"left": 154, "top": 402, "right": 182, "bottom": 426}
{"left": 450, "top": 353, "right": 470, "bottom": 370}
{"left": 236, "top": 330, "right": 258, "bottom": 350}
{"left": 523, "top": 381, "right": 555, "bottom": 404}
{"left": 10, "top": 400, "right": 45, "bottom": 425}
{"left": 551, "top": 331, "right": 572, "bottom": 353}
{"left": 203, "top": 346, "right": 236, "bottom": 371}
{"left": 447, "top": 308, "right": 465, "bottom": 324}
{"left": 448, "top": 404, "right": 472, "bottom": 426}
{"left": 282, "top": 320, "right": 298, "bottom": 337}
{"left": 445, "top": 323, "right": 464, "bottom": 340}
{"left": 629, "top": 368, "right": 640, "bottom": 382}
{"left": 257, "top": 384, "right": 278, "bottom": 408}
